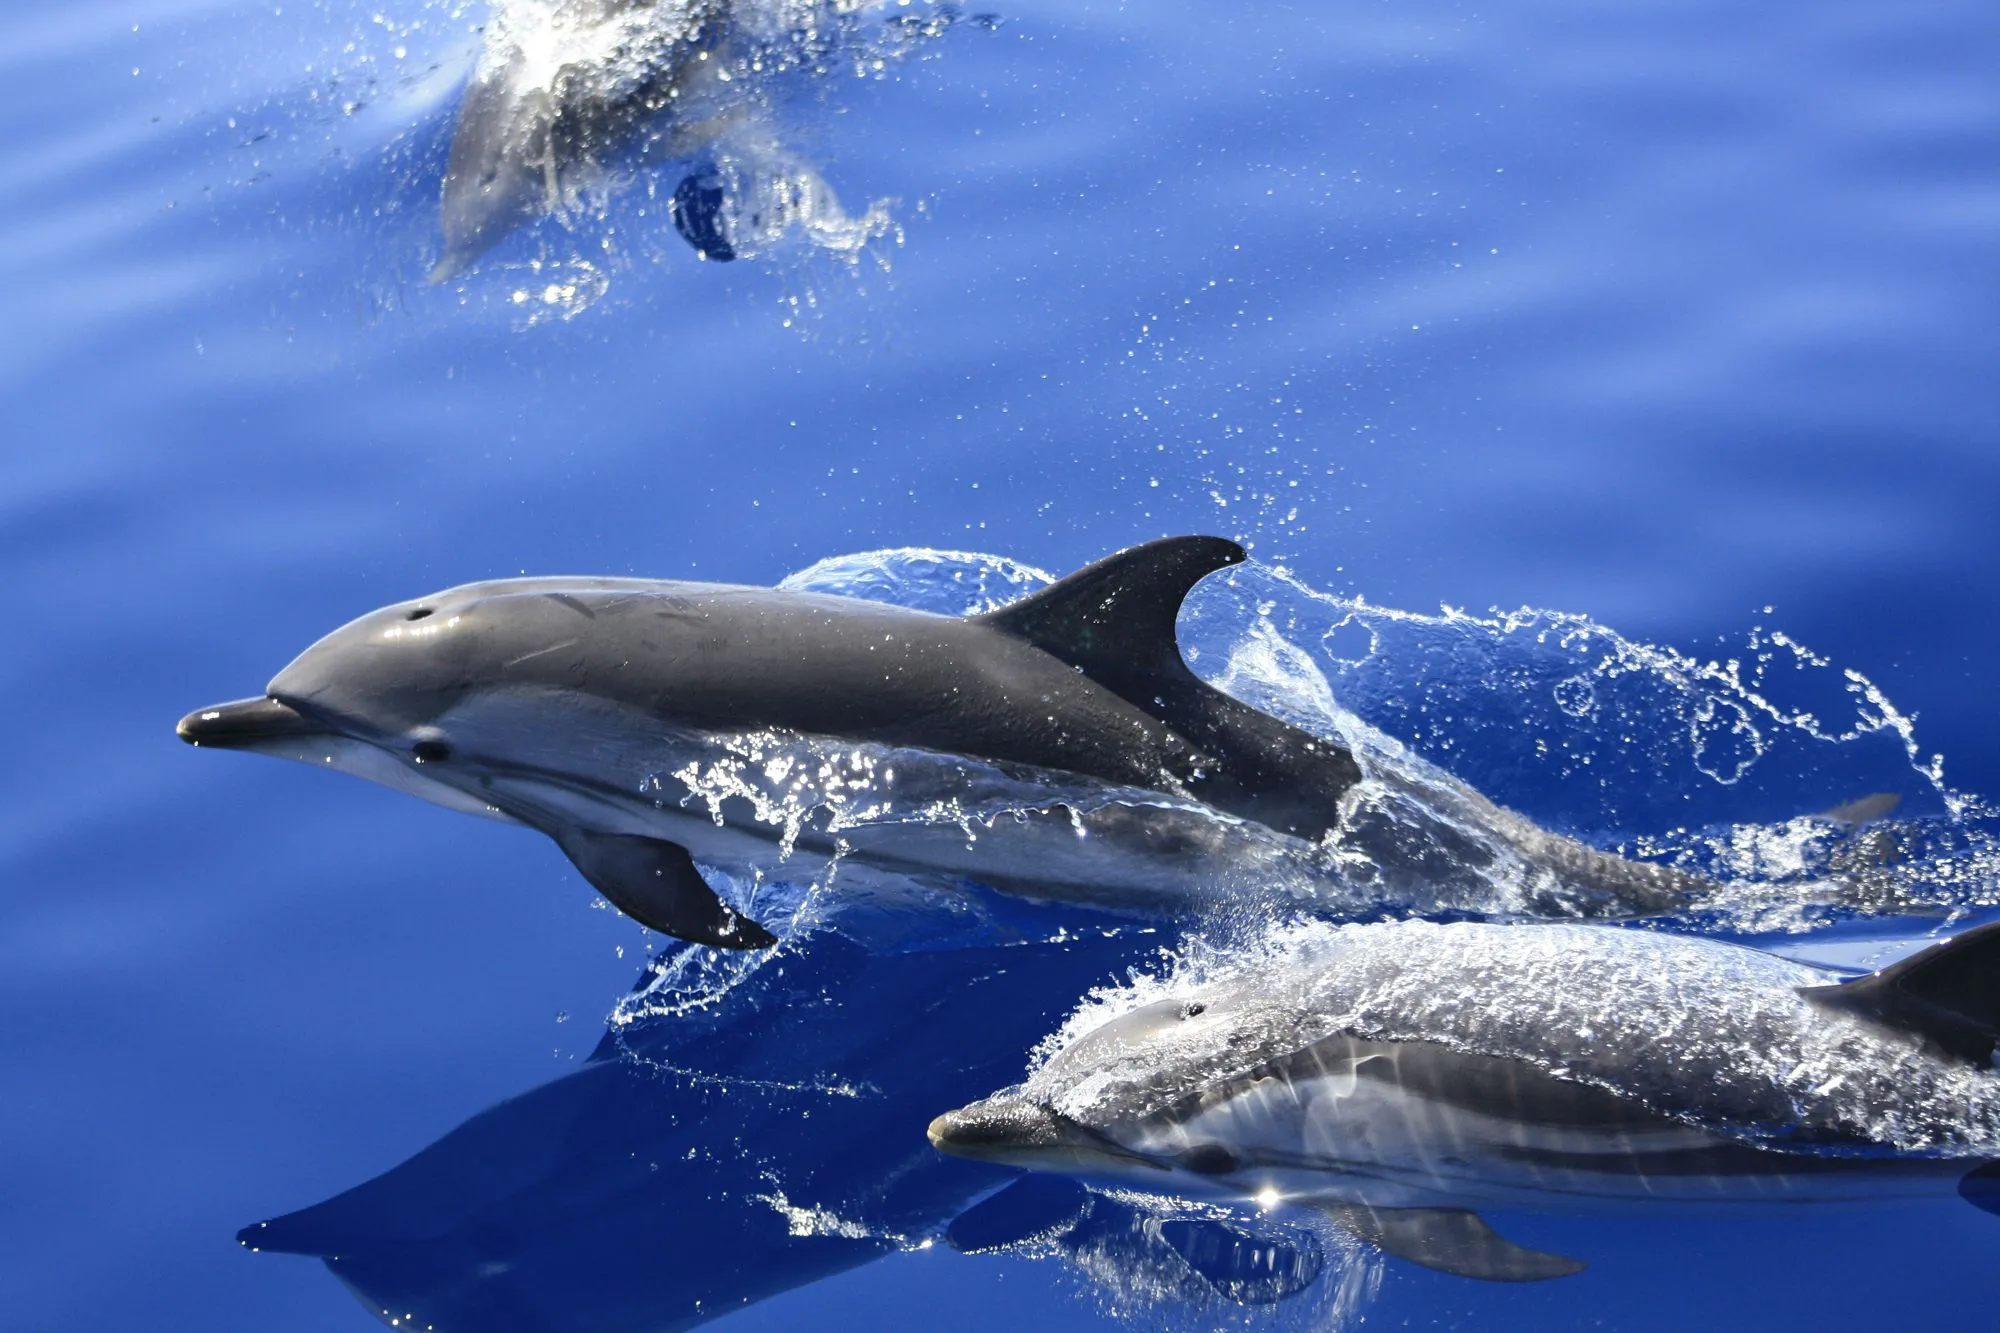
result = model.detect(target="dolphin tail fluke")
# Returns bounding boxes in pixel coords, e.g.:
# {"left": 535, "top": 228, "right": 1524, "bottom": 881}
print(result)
{"left": 1318, "top": 1204, "right": 1586, "bottom": 1283}
{"left": 1798, "top": 918, "right": 2000, "bottom": 1063}
{"left": 554, "top": 831, "right": 777, "bottom": 949}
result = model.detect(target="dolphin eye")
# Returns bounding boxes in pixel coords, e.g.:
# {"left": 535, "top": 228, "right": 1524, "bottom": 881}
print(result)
{"left": 1176, "top": 1144, "right": 1239, "bottom": 1175}
{"left": 412, "top": 740, "right": 451, "bottom": 764}
{"left": 405, "top": 607, "right": 434, "bottom": 621}
{"left": 1180, "top": 1002, "right": 1206, "bottom": 1020}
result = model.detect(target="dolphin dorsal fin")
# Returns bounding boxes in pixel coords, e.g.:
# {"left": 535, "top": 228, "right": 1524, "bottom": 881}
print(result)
{"left": 1799, "top": 920, "right": 2000, "bottom": 1063}
{"left": 976, "top": 536, "right": 1246, "bottom": 682}
{"left": 981, "top": 536, "right": 1362, "bottom": 839}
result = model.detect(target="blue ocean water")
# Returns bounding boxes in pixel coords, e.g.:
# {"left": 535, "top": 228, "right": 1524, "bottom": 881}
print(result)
{"left": 3, "top": 0, "right": 1999, "bottom": 1328}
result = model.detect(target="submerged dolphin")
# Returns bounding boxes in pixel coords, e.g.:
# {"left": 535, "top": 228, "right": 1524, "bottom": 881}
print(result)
{"left": 433, "top": 0, "right": 724, "bottom": 279}
{"left": 930, "top": 918, "right": 2000, "bottom": 1282}
{"left": 432, "top": 0, "right": 894, "bottom": 278}
{"left": 177, "top": 537, "right": 1710, "bottom": 948}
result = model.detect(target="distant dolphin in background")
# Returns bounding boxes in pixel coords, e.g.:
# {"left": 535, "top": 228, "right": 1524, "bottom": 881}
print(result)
{"left": 431, "top": 0, "right": 895, "bottom": 279}
{"left": 431, "top": 0, "right": 722, "bottom": 278}
{"left": 930, "top": 918, "right": 2000, "bottom": 1282}
{"left": 178, "top": 537, "right": 1717, "bottom": 948}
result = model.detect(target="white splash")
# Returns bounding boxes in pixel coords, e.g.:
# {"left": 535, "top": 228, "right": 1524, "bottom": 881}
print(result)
{"left": 752, "top": 1185, "right": 891, "bottom": 1240}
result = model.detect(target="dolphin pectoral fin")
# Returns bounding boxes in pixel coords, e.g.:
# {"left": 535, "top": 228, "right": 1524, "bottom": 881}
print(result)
{"left": 1317, "top": 1204, "right": 1586, "bottom": 1283}
{"left": 1799, "top": 918, "right": 2000, "bottom": 1063}
{"left": 554, "top": 832, "right": 777, "bottom": 950}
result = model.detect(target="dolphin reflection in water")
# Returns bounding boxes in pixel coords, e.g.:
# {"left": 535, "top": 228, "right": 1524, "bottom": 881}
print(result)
{"left": 236, "top": 917, "right": 1332, "bottom": 1330}
{"left": 430, "top": 0, "right": 921, "bottom": 279}
{"left": 933, "top": 918, "right": 2000, "bottom": 1282}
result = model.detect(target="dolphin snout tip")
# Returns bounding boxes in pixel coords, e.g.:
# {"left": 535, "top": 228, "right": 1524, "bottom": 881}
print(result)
{"left": 176, "top": 697, "right": 322, "bottom": 749}
{"left": 927, "top": 1107, "right": 1000, "bottom": 1157}
{"left": 176, "top": 703, "right": 243, "bottom": 746}
{"left": 927, "top": 1100, "right": 1066, "bottom": 1160}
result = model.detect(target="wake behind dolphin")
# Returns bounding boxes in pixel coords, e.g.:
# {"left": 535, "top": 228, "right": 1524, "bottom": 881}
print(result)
{"left": 930, "top": 917, "right": 2000, "bottom": 1282}
{"left": 177, "top": 537, "right": 1738, "bottom": 948}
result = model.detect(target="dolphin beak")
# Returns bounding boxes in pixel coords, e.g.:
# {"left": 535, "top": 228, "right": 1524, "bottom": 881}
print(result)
{"left": 928, "top": 1100, "right": 1164, "bottom": 1172}
{"left": 176, "top": 697, "right": 326, "bottom": 749}
{"left": 928, "top": 1101, "right": 1066, "bottom": 1159}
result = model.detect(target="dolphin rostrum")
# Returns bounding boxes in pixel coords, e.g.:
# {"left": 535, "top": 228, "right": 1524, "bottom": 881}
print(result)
{"left": 929, "top": 918, "right": 2000, "bottom": 1282}
{"left": 177, "top": 537, "right": 1712, "bottom": 948}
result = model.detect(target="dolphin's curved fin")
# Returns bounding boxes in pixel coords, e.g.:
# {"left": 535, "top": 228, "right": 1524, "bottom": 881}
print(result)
{"left": 554, "top": 831, "right": 777, "bottom": 950}
{"left": 979, "top": 536, "right": 1361, "bottom": 838}
{"left": 1799, "top": 919, "right": 2000, "bottom": 1063}
{"left": 1318, "top": 1204, "right": 1586, "bottom": 1283}
{"left": 976, "top": 535, "right": 1246, "bottom": 682}
{"left": 1959, "top": 1161, "right": 2000, "bottom": 1217}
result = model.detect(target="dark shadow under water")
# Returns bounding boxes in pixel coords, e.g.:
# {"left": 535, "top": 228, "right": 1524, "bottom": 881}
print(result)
{"left": 240, "top": 907, "right": 1324, "bottom": 1331}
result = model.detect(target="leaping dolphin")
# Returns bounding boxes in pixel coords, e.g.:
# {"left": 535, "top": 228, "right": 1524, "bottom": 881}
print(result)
{"left": 929, "top": 917, "right": 2000, "bottom": 1282}
{"left": 177, "top": 537, "right": 1712, "bottom": 948}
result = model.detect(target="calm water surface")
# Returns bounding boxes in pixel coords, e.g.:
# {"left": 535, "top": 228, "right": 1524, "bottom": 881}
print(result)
{"left": 3, "top": 0, "right": 1998, "bottom": 1328}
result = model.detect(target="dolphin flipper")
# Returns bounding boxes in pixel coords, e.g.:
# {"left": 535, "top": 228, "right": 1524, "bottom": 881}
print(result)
{"left": 554, "top": 831, "right": 777, "bottom": 950}
{"left": 1318, "top": 1204, "right": 1586, "bottom": 1283}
